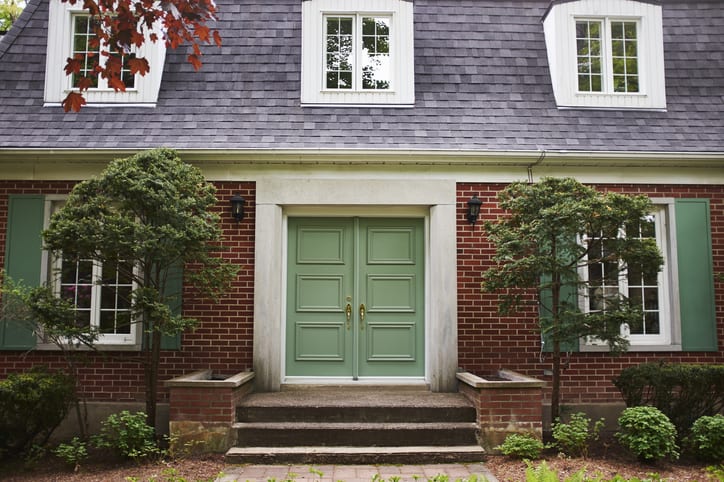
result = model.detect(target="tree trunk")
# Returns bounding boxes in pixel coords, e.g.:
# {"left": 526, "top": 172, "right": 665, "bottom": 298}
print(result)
{"left": 145, "top": 328, "right": 162, "bottom": 431}
{"left": 551, "top": 338, "right": 561, "bottom": 422}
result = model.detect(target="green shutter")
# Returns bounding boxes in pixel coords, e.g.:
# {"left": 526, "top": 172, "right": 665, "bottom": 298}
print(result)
{"left": 676, "top": 199, "right": 717, "bottom": 351}
{"left": 540, "top": 272, "right": 580, "bottom": 353}
{"left": 1, "top": 195, "right": 44, "bottom": 350}
{"left": 160, "top": 262, "right": 183, "bottom": 350}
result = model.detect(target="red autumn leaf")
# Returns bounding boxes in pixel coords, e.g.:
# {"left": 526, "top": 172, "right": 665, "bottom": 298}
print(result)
{"left": 76, "top": 76, "right": 95, "bottom": 91}
{"left": 187, "top": 53, "right": 202, "bottom": 71}
{"left": 107, "top": 75, "right": 127, "bottom": 92}
{"left": 213, "top": 30, "right": 222, "bottom": 47}
{"left": 64, "top": 57, "right": 82, "bottom": 76}
{"left": 128, "top": 56, "right": 150, "bottom": 76}
{"left": 62, "top": 91, "right": 87, "bottom": 113}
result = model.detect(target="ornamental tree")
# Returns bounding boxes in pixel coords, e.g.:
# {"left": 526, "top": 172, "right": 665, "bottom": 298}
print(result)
{"left": 42, "top": 148, "right": 237, "bottom": 430}
{"left": 482, "top": 177, "right": 663, "bottom": 421}
{"left": 60, "top": 0, "right": 221, "bottom": 112}
{"left": 0, "top": 0, "right": 23, "bottom": 34}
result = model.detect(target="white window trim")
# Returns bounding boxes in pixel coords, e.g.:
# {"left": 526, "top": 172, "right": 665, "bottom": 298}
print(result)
{"left": 543, "top": 0, "right": 666, "bottom": 110}
{"left": 581, "top": 199, "right": 682, "bottom": 352}
{"left": 37, "top": 195, "right": 142, "bottom": 351}
{"left": 301, "top": 0, "right": 414, "bottom": 106}
{"left": 43, "top": 0, "right": 166, "bottom": 107}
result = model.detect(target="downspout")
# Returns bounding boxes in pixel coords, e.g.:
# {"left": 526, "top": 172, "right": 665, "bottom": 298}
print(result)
{"left": 527, "top": 149, "right": 546, "bottom": 183}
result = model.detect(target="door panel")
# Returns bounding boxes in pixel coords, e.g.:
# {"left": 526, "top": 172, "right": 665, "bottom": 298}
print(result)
{"left": 358, "top": 218, "right": 424, "bottom": 377}
{"left": 286, "top": 217, "right": 424, "bottom": 379}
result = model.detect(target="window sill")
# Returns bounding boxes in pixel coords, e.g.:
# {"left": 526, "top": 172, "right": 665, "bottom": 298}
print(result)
{"left": 36, "top": 342, "right": 141, "bottom": 352}
{"left": 580, "top": 343, "right": 682, "bottom": 353}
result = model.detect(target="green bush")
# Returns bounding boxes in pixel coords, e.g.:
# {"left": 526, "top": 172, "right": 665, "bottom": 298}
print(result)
{"left": 0, "top": 367, "right": 75, "bottom": 457}
{"left": 613, "top": 363, "right": 724, "bottom": 437}
{"left": 53, "top": 437, "right": 88, "bottom": 472}
{"left": 551, "top": 412, "right": 604, "bottom": 458}
{"left": 92, "top": 411, "right": 160, "bottom": 460}
{"left": 686, "top": 414, "right": 724, "bottom": 462}
{"left": 616, "top": 406, "right": 679, "bottom": 462}
{"left": 495, "top": 433, "right": 544, "bottom": 459}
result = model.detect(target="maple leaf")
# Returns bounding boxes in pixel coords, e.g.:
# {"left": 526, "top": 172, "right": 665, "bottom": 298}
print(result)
{"left": 64, "top": 57, "right": 82, "bottom": 76}
{"left": 62, "top": 91, "right": 87, "bottom": 113}
{"left": 76, "top": 76, "right": 95, "bottom": 91}
{"left": 107, "top": 76, "right": 127, "bottom": 92}
{"left": 187, "top": 53, "right": 202, "bottom": 71}
{"left": 128, "top": 57, "right": 150, "bottom": 76}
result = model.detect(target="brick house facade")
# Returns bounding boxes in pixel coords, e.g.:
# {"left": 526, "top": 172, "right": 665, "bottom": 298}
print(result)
{"left": 0, "top": 0, "right": 722, "bottom": 426}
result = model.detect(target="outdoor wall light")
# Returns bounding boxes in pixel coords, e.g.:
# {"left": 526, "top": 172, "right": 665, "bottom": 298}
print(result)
{"left": 467, "top": 195, "right": 482, "bottom": 225}
{"left": 230, "top": 193, "right": 245, "bottom": 223}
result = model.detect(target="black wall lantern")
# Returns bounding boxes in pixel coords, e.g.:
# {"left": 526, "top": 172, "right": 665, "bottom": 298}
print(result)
{"left": 230, "top": 193, "right": 245, "bottom": 223}
{"left": 467, "top": 195, "right": 482, "bottom": 225}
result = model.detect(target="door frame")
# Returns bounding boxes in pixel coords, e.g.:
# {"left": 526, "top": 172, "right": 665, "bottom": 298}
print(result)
{"left": 253, "top": 178, "right": 458, "bottom": 392}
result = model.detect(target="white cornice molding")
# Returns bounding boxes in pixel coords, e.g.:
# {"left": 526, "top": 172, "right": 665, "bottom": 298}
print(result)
{"left": 1, "top": 148, "right": 723, "bottom": 168}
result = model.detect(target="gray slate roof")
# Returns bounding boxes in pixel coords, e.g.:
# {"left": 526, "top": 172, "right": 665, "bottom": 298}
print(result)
{"left": 0, "top": 0, "right": 723, "bottom": 153}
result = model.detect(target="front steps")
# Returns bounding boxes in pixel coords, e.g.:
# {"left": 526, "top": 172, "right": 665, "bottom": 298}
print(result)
{"left": 224, "top": 388, "right": 485, "bottom": 464}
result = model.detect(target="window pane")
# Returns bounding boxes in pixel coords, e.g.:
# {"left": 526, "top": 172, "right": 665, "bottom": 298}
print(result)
{"left": 610, "top": 21, "right": 638, "bottom": 93}
{"left": 99, "top": 311, "right": 115, "bottom": 334}
{"left": 644, "top": 312, "right": 660, "bottom": 335}
{"left": 361, "top": 17, "right": 391, "bottom": 90}
{"left": 325, "top": 17, "right": 354, "bottom": 90}
{"left": 71, "top": 15, "right": 100, "bottom": 88}
{"left": 576, "top": 21, "right": 602, "bottom": 92}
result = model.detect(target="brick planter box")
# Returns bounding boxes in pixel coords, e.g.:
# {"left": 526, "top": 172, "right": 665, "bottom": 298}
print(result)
{"left": 165, "top": 370, "right": 254, "bottom": 454}
{"left": 457, "top": 369, "right": 545, "bottom": 451}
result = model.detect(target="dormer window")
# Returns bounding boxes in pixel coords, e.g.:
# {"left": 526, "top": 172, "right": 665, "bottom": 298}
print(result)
{"left": 324, "top": 15, "right": 391, "bottom": 91}
{"left": 301, "top": 0, "right": 414, "bottom": 106}
{"left": 543, "top": 0, "right": 666, "bottom": 110}
{"left": 70, "top": 14, "right": 136, "bottom": 90}
{"left": 44, "top": 0, "right": 166, "bottom": 107}
{"left": 576, "top": 19, "right": 639, "bottom": 94}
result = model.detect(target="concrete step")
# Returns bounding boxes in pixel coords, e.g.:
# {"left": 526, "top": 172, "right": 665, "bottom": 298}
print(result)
{"left": 233, "top": 421, "right": 479, "bottom": 447}
{"left": 236, "top": 390, "right": 476, "bottom": 423}
{"left": 224, "top": 445, "right": 486, "bottom": 465}
{"left": 228, "top": 388, "right": 483, "bottom": 465}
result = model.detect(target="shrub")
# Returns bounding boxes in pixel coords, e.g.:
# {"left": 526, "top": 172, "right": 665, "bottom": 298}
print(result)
{"left": 613, "top": 363, "right": 724, "bottom": 437}
{"left": 0, "top": 367, "right": 75, "bottom": 457}
{"left": 616, "top": 406, "right": 679, "bottom": 462}
{"left": 92, "top": 411, "right": 160, "bottom": 460}
{"left": 686, "top": 414, "right": 724, "bottom": 462}
{"left": 551, "top": 412, "right": 605, "bottom": 458}
{"left": 53, "top": 437, "right": 88, "bottom": 472}
{"left": 495, "top": 433, "right": 544, "bottom": 459}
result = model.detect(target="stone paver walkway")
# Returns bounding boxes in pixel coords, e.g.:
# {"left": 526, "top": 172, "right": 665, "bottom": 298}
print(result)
{"left": 216, "top": 463, "right": 498, "bottom": 482}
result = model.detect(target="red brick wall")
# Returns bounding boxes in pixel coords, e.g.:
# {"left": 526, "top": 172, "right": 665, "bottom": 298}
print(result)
{"left": 457, "top": 183, "right": 724, "bottom": 404}
{"left": 0, "top": 180, "right": 256, "bottom": 403}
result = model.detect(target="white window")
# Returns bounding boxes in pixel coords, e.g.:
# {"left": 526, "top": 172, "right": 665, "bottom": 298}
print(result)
{"left": 40, "top": 198, "right": 140, "bottom": 348}
{"left": 301, "top": 0, "right": 414, "bottom": 106}
{"left": 44, "top": 0, "right": 166, "bottom": 106}
{"left": 54, "top": 258, "right": 137, "bottom": 345}
{"left": 581, "top": 201, "right": 680, "bottom": 350}
{"left": 69, "top": 14, "right": 137, "bottom": 90}
{"left": 543, "top": 0, "right": 666, "bottom": 110}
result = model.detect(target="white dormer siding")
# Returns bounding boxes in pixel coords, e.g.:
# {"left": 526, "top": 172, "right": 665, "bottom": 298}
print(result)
{"left": 543, "top": 0, "right": 666, "bottom": 110}
{"left": 43, "top": 0, "right": 166, "bottom": 106}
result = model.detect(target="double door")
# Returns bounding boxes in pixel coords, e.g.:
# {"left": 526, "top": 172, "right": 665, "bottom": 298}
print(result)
{"left": 286, "top": 217, "right": 424, "bottom": 379}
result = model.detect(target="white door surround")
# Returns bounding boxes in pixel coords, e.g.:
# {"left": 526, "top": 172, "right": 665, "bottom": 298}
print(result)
{"left": 253, "top": 177, "right": 459, "bottom": 392}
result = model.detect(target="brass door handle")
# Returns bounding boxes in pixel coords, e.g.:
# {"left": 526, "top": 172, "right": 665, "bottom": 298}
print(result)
{"left": 359, "top": 303, "right": 366, "bottom": 330}
{"left": 345, "top": 303, "right": 352, "bottom": 330}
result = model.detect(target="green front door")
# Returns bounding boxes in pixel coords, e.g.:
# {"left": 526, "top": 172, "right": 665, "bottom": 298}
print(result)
{"left": 286, "top": 217, "right": 424, "bottom": 379}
